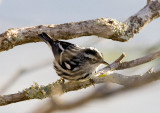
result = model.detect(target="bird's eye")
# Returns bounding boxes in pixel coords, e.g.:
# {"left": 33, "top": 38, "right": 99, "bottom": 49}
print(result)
{"left": 91, "top": 58, "right": 97, "bottom": 63}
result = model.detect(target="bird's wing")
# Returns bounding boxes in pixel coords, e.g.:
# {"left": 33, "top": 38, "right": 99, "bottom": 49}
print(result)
{"left": 56, "top": 41, "right": 82, "bottom": 71}
{"left": 38, "top": 32, "right": 82, "bottom": 72}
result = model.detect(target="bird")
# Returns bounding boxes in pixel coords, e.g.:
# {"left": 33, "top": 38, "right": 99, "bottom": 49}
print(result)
{"left": 38, "top": 32, "right": 109, "bottom": 81}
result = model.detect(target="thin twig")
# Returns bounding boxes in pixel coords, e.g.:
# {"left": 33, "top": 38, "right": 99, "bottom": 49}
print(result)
{"left": 100, "top": 50, "right": 160, "bottom": 73}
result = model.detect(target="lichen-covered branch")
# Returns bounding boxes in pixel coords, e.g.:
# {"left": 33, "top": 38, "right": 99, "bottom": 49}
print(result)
{"left": 0, "top": 0, "right": 160, "bottom": 52}
{"left": 1, "top": 50, "right": 160, "bottom": 106}
{"left": 32, "top": 72, "right": 158, "bottom": 113}
{"left": 33, "top": 67, "right": 159, "bottom": 113}
{"left": 124, "top": 0, "right": 160, "bottom": 40}
{"left": 32, "top": 85, "right": 115, "bottom": 113}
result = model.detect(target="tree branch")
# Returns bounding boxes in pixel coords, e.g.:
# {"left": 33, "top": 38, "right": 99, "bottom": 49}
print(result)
{"left": 0, "top": 50, "right": 160, "bottom": 106}
{"left": 0, "top": 0, "right": 159, "bottom": 52}
{"left": 100, "top": 50, "right": 160, "bottom": 72}
{"left": 32, "top": 76, "right": 157, "bottom": 113}
{"left": 32, "top": 85, "right": 112, "bottom": 113}
{"left": 32, "top": 67, "right": 157, "bottom": 113}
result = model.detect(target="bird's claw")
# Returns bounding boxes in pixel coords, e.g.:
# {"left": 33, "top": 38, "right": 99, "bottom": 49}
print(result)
{"left": 57, "top": 78, "right": 65, "bottom": 85}
{"left": 89, "top": 78, "right": 95, "bottom": 88}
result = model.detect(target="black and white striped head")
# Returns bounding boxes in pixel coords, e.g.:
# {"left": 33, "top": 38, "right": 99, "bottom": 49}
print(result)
{"left": 83, "top": 47, "right": 109, "bottom": 65}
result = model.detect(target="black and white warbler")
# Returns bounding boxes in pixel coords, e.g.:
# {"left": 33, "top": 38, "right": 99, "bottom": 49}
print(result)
{"left": 38, "top": 32, "right": 109, "bottom": 81}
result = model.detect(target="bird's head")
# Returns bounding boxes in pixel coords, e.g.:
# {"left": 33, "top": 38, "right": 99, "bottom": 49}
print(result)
{"left": 83, "top": 47, "right": 109, "bottom": 66}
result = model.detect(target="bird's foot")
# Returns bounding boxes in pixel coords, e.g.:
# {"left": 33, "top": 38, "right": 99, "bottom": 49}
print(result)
{"left": 89, "top": 78, "right": 95, "bottom": 88}
{"left": 57, "top": 78, "right": 65, "bottom": 85}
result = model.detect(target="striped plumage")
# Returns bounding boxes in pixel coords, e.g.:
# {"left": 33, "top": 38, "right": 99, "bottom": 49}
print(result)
{"left": 38, "top": 32, "right": 109, "bottom": 80}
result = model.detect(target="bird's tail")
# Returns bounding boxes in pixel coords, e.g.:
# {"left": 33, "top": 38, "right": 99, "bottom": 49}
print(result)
{"left": 38, "top": 32, "right": 55, "bottom": 46}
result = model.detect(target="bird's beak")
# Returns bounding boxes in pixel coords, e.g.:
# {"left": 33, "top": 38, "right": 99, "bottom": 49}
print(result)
{"left": 102, "top": 61, "right": 109, "bottom": 65}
